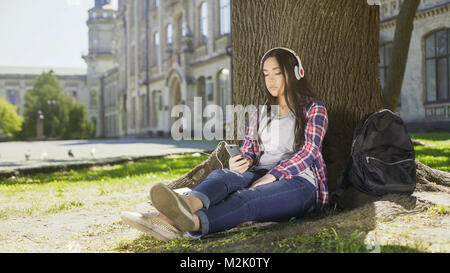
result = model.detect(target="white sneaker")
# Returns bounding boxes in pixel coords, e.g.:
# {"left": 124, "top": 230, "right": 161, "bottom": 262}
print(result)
{"left": 150, "top": 183, "right": 195, "bottom": 232}
{"left": 121, "top": 211, "right": 183, "bottom": 241}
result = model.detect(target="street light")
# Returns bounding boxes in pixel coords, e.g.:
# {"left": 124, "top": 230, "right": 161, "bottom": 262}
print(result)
{"left": 47, "top": 99, "right": 56, "bottom": 138}
{"left": 36, "top": 110, "right": 44, "bottom": 140}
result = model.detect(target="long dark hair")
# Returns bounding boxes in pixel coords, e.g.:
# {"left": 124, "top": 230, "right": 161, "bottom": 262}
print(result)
{"left": 260, "top": 48, "right": 317, "bottom": 151}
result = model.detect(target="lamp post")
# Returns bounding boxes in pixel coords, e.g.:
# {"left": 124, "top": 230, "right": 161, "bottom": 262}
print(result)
{"left": 36, "top": 110, "right": 44, "bottom": 140}
{"left": 47, "top": 99, "right": 56, "bottom": 138}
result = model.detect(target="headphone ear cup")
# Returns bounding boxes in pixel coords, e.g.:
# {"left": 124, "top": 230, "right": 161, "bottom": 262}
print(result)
{"left": 299, "top": 66, "right": 304, "bottom": 79}
{"left": 294, "top": 65, "right": 301, "bottom": 80}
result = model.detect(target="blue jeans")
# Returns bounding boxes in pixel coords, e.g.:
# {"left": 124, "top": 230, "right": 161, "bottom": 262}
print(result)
{"left": 186, "top": 168, "right": 317, "bottom": 238}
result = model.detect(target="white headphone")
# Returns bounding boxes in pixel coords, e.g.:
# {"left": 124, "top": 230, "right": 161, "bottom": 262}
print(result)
{"left": 260, "top": 47, "right": 305, "bottom": 80}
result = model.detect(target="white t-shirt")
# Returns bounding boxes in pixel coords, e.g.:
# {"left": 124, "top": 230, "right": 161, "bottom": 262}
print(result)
{"left": 254, "top": 107, "right": 317, "bottom": 187}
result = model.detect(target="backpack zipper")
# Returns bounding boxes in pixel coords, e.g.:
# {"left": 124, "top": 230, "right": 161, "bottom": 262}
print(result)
{"left": 366, "top": 156, "right": 414, "bottom": 165}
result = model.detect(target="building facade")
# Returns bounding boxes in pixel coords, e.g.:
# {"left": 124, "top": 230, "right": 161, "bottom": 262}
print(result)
{"left": 380, "top": 0, "right": 450, "bottom": 130}
{"left": 113, "top": 0, "right": 232, "bottom": 137}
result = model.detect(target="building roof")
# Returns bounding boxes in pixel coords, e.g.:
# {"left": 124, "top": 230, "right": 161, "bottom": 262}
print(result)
{"left": 0, "top": 66, "right": 87, "bottom": 76}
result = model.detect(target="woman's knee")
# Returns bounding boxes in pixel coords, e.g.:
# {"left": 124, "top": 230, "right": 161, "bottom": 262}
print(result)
{"left": 206, "top": 169, "right": 234, "bottom": 180}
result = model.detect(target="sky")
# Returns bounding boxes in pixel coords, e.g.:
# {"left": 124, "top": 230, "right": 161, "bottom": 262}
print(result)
{"left": 0, "top": 0, "right": 118, "bottom": 70}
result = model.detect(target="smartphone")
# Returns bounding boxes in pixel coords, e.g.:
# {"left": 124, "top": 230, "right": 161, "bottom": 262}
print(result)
{"left": 225, "top": 144, "right": 243, "bottom": 158}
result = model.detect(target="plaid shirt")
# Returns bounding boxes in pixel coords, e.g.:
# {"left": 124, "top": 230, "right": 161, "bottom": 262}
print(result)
{"left": 240, "top": 98, "right": 329, "bottom": 212}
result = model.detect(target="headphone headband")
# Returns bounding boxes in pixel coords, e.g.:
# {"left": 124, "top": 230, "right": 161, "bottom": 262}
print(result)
{"left": 260, "top": 47, "right": 305, "bottom": 80}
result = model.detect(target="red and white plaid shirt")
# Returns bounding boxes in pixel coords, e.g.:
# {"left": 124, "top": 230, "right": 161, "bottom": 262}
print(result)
{"left": 240, "top": 97, "right": 329, "bottom": 212}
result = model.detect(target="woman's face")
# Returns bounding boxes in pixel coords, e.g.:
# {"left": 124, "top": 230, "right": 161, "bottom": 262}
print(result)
{"left": 263, "top": 57, "right": 286, "bottom": 98}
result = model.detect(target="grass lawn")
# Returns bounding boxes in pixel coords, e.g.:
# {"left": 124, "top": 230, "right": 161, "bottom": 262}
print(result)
{"left": 0, "top": 133, "right": 448, "bottom": 253}
{"left": 409, "top": 133, "right": 450, "bottom": 172}
{"left": 0, "top": 154, "right": 210, "bottom": 219}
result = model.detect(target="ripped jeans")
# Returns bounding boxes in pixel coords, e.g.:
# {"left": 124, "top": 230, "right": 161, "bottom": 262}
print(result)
{"left": 186, "top": 168, "right": 317, "bottom": 238}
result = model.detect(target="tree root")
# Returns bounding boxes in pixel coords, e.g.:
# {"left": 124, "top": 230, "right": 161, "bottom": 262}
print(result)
{"left": 167, "top": 142, "right": 229, "bottom": 190}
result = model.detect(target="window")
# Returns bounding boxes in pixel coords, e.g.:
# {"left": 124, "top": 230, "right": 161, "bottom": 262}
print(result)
{"left": 207, "top": 82, "right": 214, "bottom": 101}
{"left": 218, "top": 69, "right": 231, "bottom": 110}
{"left": 166, "top": 24, "right": 173, "bottom": 46}
{"left": 152, "top": 90, "right": 161, "bottom": 127}
{"left": 199, "top": 2, "right": 208, "bottom": 45}
{"left": 67, "top": 90, "right": 78, "bottom": 102}
{"left": 130, "top": 0, "right": 135, "bottom": 26}
{"left": 90, "top": 90, "right": 98, "bottom": 106}
{"left": 130, "top": 44, "right": 136, "bottom": 76}
{"left": 379, "top": 42, "right": 392, "bottom": 90}
{"left": 139, "top": 38, "right": 146, "bottom": 72}
{"left": 425, "top": 29, "right": 449, "bottom": 103}
{"left": 179, "top": 15, "right": 187, "bottom": 37}
{"left": 7, "top": 90, "right": 18, "bottom": 105}
{"left": 379, "top": 42, "right": 402, "bottom": 108}
{"left": 219, "top": 0, "right": 231, "bottom": 35}
{"left": 142, "top": 0, "right": 148, "bottom": 19}
{"left": 154, "top": 32, "right": 160, "bottom": 66}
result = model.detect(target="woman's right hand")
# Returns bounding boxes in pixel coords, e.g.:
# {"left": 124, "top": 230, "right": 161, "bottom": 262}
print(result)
{"left": 229, "top": 155, "right": 250, "bottom": 174}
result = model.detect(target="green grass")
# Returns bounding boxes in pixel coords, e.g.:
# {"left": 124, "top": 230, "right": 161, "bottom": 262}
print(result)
{"left": 0, "top": 154, "right": 209, "bottom": 219}
{"left": 409, "top": 133, "right": 450, "bottom": 172}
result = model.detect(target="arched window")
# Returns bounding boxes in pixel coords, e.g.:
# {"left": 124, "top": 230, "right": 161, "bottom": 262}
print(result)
{"left": 425, "top": 29, "right": 449, "bottom": 103}
{"left": 219, "top": 0, "right": 230, "bottom": 35}
{"left": 199, "top": 2, "right": 208, "bottom": 45}
{"left": 166, "top": 24, "right": 173, "bottom": 46}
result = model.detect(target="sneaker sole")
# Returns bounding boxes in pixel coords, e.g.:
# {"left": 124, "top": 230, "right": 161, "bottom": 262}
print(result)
{"left": 121, "top": 213, "right": 178, "bottom": 241}
{"left": 150, "top": 183, "right": 195, "bottom": 231}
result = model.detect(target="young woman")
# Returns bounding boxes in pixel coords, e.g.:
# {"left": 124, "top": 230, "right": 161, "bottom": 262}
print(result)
{"left": 121, "top": 47, "right": 329, "bottom": 241}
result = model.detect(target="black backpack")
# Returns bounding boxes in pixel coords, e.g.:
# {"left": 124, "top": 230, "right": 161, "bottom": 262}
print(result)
{"left": 335, "top": 109, "right": 416, "bottom": 199}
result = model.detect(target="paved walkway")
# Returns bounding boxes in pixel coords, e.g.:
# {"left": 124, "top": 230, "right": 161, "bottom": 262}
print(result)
{"left": 0, "top": 138, "right": 217, "bottom": 176}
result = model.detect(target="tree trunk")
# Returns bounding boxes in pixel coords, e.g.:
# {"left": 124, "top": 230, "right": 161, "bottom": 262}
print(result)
{"left": 383, "top": 0, "right": 421, "bottom": 111}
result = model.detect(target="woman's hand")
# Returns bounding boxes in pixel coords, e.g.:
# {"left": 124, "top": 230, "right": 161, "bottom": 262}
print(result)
{"left": 229, "top": 155, "right": 250, "bottom": 174}
{"left": 250, "top": 174, "right": 277, "bottom": 188}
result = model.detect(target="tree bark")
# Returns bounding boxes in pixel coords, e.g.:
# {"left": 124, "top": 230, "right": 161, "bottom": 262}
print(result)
{"left": 383, "top": 0, "right": 421, "bottom": 111}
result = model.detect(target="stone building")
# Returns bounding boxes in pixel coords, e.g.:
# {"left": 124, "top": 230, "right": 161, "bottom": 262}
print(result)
{"left": 379, "top": 0, "right": 449, "bottom": 130}
{"left": 114, "top": 0, "right": 232, "bottom": 137}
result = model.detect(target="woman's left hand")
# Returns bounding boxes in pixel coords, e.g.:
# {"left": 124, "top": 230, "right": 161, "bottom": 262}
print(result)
{"left": 250, "top": 174, "right": 277, "bottom": 188}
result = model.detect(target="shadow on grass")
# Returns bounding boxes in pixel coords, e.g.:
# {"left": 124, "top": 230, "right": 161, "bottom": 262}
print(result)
{"left": 116, "top": 212, "right": 428, "bottom": 253}
{"left": 0, "top": 154, "right": 209, "bottom": 186}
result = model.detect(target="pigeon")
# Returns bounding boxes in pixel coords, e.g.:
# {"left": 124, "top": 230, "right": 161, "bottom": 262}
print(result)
{"left": 68, "top": 150, "right": 74, "bottom": 158}
{"left": 25, "top": 150, "right": 31, "bottom": 161}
